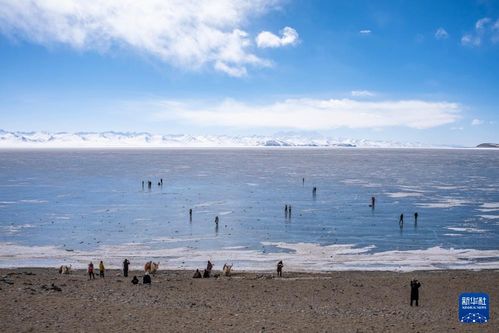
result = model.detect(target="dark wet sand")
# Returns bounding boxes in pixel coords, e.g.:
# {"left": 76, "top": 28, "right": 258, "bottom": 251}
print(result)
{"left": 1, "top": 268, "right": 497, "bottom": 332}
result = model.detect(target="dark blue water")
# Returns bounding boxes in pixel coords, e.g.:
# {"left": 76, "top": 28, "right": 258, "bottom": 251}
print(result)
{"left": 0, "top": 149, "right": 498, "bottom": 269}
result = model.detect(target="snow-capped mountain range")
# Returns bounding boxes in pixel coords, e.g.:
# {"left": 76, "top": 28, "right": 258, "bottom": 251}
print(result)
{"left": 0, "top": 129, "right": 454, "bottom": 148}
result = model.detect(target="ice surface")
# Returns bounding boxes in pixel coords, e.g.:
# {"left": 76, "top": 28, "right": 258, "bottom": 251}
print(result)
{"left": 1, "top": 149, "right": 498, "bottom": 271}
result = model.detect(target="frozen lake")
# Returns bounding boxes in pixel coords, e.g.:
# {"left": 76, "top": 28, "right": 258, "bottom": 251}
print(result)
{"left": 1, "top": 148, "right": 498, "bottom": 271}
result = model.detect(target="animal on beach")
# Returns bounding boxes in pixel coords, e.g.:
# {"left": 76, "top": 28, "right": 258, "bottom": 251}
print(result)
{"left": 144, "top": 261, "right": 160, "bottom": 274}
{"left": 223, "top": 263, "right": 233, "bottom": 276}
{"left": 58, "top": 264, "right": 72, "bottom": 274}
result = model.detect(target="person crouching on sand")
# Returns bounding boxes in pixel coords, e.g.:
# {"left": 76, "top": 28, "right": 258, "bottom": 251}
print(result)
{"left": 193, "top": 269, "right": 202, "bottom": 278}
{"left": 131, "top": 276, "right": 139, "bottom": 284}
{"left": 277, "top": 260, "right": 284, "bottom": 277}
{"left": 99, "top": 261, "right": 105, "bottom": 278}
{"left": 88, "top": 262, "right": 95, "bottom": 280}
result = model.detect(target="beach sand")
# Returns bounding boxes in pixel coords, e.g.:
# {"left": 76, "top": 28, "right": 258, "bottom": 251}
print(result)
{"left": 0, "top": 268, "right": 497, "bottom": 332}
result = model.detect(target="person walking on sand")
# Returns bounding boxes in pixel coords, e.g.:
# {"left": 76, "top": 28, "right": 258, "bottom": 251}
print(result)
{"left": 99, "top": 261, "right": 105, "bottom": 278}
{"left": 414, "top": 212, "right": 418, "bottom": 224}
{"left": 410, "top": 279, "right": 421, "bottom": 306}
{"left": 277, "top": 260, "right": 284, "bottom": 277}
{"left": 88, "top": 262, "right": 95, "bottom": 280}
{"left": 123, "top": 258, "right": 130, "bottom": 277}
{"left": 399, "top": 214, "right": 404, "bottom": 228}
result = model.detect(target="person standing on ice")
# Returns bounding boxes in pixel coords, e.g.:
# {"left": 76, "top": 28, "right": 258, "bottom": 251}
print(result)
{"left": 399, "top": 214, "right": 404, "bottom": 228}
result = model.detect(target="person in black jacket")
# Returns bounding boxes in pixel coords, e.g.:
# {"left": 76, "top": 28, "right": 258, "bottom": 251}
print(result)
{"left": 123, "top": 258, "right": 130, "bottom": 277}
{"left": 410, "top": 279, "right": 421, "bottom": 306}
{"left": 277, "top": 261, "right": 284, "bottom": 277}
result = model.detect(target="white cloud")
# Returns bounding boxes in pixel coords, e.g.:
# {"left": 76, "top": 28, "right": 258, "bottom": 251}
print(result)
{"left": 462, "top": 17, "right": 499, "bottom": 46}
{"left": 461, "top": 33, "right": 481, "bottom": 46}
{"left": 255, "top": 26, "right": 299, "bottom": 48}
{"left": 471, "top": 118, "right": 484, "bottom": 126}
{"left": 476, "top": 18, "right": 491, "bottom": 30}
{"left": 351, "top": 90, "right": 376, "bottom": 97}
{"left": 434, "top": 28, "right": 448, "bottom": 40}
{"left": 0, "top": 0, "right": 289, "bottom": 77}
{"left": 152, "top": 98, "right": 461, "bottom": 130}
{"left": 359, "top": 29, "right": 372, "bottom": 35}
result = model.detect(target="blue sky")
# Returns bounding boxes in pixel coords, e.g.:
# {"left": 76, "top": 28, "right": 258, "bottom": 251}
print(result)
{"left": 0, "top": 0, "right": 498, "bottom": 146}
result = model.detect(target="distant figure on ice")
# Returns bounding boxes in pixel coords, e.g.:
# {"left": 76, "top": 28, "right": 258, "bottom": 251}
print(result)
{"left": 410, "top": 279, "right": 421, "bottom": 306}
{"left": 142, "top": 181, "right": 144, "bottom": 190}
{"left": 288, "top": 205, "right": 292, "bottom": 217}
{"left": 88, "top": 262, "right": 95, "bottom": 280}
{"left": 214, "top": 216, "right": 219, "bottom": 225}
{"left": 160, "top": 178, "right": 163, "bottom": 186}
{"left": 414, "top": 212, "right": 418, "bottom": 224}
{"left": 143, "top": 272, "right": 151, "bottom": 284}
{"left": 285, "top": 205, "right": 288, "bottom": 217}
{"left": 277, "top": 260, "right": 284, "bottom": 277}
{"left": 148, "top": 181, "right": 152, "bottom": 190}
{"left": 193, "top": 269, "right": 202, "bottom": 278}
{"left": 370, "top": 196, "right": 376, "bottom": 209}
{"left": 313, "top": 187, "right": 317, "bottom": 196}
{"left": 123, "top": 258, "right": 130, "bottom": 277}
{"left": 131, "top": 276, "right": 139, "bottom": 285}
{"left": 189, "top": 208, "right": 193, "bottom": 221}
{"left": 99, "top": 261, "right": 105, "bottom": 278}
{"left": 399, "top": 214, "right": 404, "bottom": 228}
{"left": 302, "top": 177, "right": 305, "bottom": 186}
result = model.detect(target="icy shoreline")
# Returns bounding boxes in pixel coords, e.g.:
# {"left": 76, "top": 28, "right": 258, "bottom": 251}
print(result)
{"left": 1, "top": 241, "right": 498, "bottom": 272}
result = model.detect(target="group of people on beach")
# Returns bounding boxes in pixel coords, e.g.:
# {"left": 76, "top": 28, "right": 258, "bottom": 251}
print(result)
{"left": 87, "top": 261, "right": 105, "bottom": 279}
{"left": 83, "top": 257, "right": 422, "bottom": 305}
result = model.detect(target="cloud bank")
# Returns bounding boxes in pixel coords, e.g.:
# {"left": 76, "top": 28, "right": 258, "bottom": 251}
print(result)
{"left": 351, "top": 90, "right": 376, "bottom": 97}
{"left": 152, "top": 98, "right": 461, "bottom": 130}
{"left": 0, "top": 0, "right": 297, "bottom": 77}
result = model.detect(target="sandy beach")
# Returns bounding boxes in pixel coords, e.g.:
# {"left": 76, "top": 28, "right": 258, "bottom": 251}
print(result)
{"left": 0, "top": 268, "right": 497, "bottom": 332}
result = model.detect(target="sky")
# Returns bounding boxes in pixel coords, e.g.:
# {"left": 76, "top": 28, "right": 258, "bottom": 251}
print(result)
{"left": 0, "top": 0, "right": 498, "bottom": 146}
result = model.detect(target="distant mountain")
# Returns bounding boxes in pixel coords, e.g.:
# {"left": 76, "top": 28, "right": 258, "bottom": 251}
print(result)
{"left": 0, "top": 129, "right": 452, "bottom": 148}
{"left": 476, "top": 143, "right": 499, "bottom": 148}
